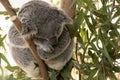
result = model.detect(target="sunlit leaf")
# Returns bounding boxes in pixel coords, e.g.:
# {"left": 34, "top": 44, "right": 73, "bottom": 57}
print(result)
{"left": 80, "top": 28, "right": 88, "bottom": 42}
{"left": 61, "top": 61, "right": 73, "bottom": 80}
{"left": 6, "top": 66, "right": 19, "bottom": 72}
{"left": 7, "top": 75, "right": 17, "bottom": 80}
{"left": 108, "top": 71, "right": 117, "bottom": 80}
{"left": 74, "top": 10, "right": 84, "bottom": 31}
{"left": 87, "top": 68, "right": 98, "bottom": 80}
{"left": 83, "top": 0, "right": 95, "bottom": 8}
{"left": 0, "top": 35, "right": 6, "bottom": 50}
{"left": 0, "top": 53, "right": 10, "bottom": 66}
{"left": 84, "top": 15, "right": 95, "bottom": 33}
{"left": 88, "top": 50, "right": 99, "bottom": 64}
{"left": 112, "top": 8, "right": 120, "bottom": 19}
{"left": 112, "top": 66, "right": 120, "bottom": 72}
{"left": 50, "top": 70, "right": 57, "bottom": 80}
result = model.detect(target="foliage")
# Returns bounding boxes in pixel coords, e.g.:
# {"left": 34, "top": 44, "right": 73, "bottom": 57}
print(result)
{"left": 0, "top": 0, "right": 120, "bottom": 80}
{"left": 0, "top": 8, "right": 19, "bottom": 20}
{"left": 67, "top": 0, "right": 120, "bottom": 79}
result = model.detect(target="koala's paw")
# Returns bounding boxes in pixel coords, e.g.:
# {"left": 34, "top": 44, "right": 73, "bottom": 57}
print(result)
{"left": 37, "top": 48, "right": 51, "bottom": 60}
{"left": 36, "top": 41, "right": 54, "bottom": 60}
{"left": 41, "top": 43, "right": 54, "bottom": 53}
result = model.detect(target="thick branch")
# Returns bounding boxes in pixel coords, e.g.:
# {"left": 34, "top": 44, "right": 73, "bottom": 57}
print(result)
{"left": 61, "top": 0, "right": 76, "bottom": 20}
{"left": 0, "top": 0, "right": 49, "bottom": 80}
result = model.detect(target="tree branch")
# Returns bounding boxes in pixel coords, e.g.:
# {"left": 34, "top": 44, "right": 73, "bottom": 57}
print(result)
{"left": 0, "top": 0, "right": 49, "bottom": 80}
{"left": 61, "top": 0, "right": 76, "bottom": 20}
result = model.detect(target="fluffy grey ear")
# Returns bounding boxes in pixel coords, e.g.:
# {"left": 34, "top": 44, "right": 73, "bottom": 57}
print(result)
{"left": 51, "top": 7, "right": 73, "bottom": 24}
{"left": 58, "top": 9, "right": 73, "bottom": 24}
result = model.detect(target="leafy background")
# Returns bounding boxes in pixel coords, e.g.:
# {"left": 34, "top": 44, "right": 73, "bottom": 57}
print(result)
{"left": 0, "top": 0, "right": 120, "bottom": 80}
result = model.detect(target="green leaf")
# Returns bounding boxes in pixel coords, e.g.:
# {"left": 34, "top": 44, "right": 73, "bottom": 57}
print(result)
{"left": 7, "top": 75, "right": 17, "bottom": 80}
{"left": 0, "top": 27, "right": 2, "bottom": 30}
{"left": 87, "top": 68, "right": 98, "bottom": 80}
{"left": 0, "top": 64, "right": 4, "bottom": 80}
{"left": 61, "top": 61, "right": 73, "bottom": 80}
{"left": 77, "top": 0, "right": 83, "bottom": 8}
{"left": 6, "top": 66, "right": 19, "bottom": 72}
{"left": 88, "top": 50, "right": 99, "bottom": 64}
{"left": 0, "top": 11, "right": 8, "bottom": 15}
{"left": 116, "top": 0, "right": 120, "bottom": 3}
{"left": 74, "top": 10, "right": 84, "bottom": 31}
{"left": 71, "top": 0, "right": 77, "bottom": 7}
{"left": 67, "top": 24, "right": 83, "bottom": 43}
{"left": 50, "top": 70, "right": 57, "bottom": 80}
{"left": 90, "top": 43, "right": 99, "bottom": 52}
{"left": 80, "top": 28, "right": 88, "bottom": 42}
{"left": 67, "top": 24, "right": 76, "bottom": 37}
{"left": 112, "top": 8, "right": 120, "bottom": 19}
{"left": 99, "top": 29, "right": 113, "bottom": 65}
{"left": 0, "top": 35, "right": 6, "bottom": 50}
{"left": 84, "top": 15, "right": 95, "bottom": 33}
{"left": 112, "top": 66, "right": 120, "bottom": 72}
{"left": 92, "top": 9, "right": 108, "bottom": 21}
{"left": 0, "top": 53, "right": 10, "bottom": 66}
{"left": 108, "top": 71, "right": 117, "bottom": 80}
{"left": 99, "top": 73, "right": 104, "bottom": 80}
{"left": 90, "top": 15, "right": 97, "bottom": 27}
{"left": 102, "top": 45, "right": 113, "bottom": 65}
{"left": 5, "top": 16, "right": 10, "bottom": 20}
{"left": 83, "top": 0, "right": 95, "bottom": 8}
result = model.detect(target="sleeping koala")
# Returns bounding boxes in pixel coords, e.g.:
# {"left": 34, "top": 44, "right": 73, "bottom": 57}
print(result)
{"left": 8, "top": 0, "right": 74, "bottom": 79}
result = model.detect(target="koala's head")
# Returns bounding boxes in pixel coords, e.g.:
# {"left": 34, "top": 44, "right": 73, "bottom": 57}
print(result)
{"left": 36, "top": 7, "right": 72, "bottom": 43}
{"left": 18, "top": 0, "right": 73, "bottom": 45}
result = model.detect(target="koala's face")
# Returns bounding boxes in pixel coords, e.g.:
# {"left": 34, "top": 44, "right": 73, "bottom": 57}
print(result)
{"left": 36, "top": 8, "right": 72, "bottom": 45}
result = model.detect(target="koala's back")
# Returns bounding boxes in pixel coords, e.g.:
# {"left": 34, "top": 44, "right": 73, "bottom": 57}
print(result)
{"left": 8, "top": 25, "right": 25, "bottom": 47}
{"left": 8, "top": 0, "right": 74, "bottom": 79}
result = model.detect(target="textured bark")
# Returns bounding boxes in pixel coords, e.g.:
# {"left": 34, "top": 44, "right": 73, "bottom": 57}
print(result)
{"left": 0, "top": 0, "right": 49, "bottom": 80}
{"left": 61, "top": 0, "right": 76, "bottom": 20}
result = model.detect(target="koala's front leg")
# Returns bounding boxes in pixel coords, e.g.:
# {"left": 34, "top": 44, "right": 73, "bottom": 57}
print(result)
{"left": 45, "top": 39, "right": 74, "bottom": 70}
{"left": 37, "top": 28, "right": 71, "bottom": 61}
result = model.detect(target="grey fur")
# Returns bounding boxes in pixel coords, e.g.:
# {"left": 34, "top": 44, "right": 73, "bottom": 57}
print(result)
{"left": 8, "top": 0, "right": 74, "bottom": 79}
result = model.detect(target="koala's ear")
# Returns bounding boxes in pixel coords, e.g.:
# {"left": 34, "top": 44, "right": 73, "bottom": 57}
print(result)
{"left": 58, "top": 10, "right": 73, "bottom": 24}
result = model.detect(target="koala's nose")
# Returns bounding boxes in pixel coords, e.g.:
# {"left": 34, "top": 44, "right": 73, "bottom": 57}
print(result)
{"left": 49, "top": 36, "right": 58, "bottom": 46}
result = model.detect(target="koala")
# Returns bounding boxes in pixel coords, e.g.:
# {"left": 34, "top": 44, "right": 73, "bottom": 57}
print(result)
{"left": 8, "top": 0, "right": 74, "bottom": 79}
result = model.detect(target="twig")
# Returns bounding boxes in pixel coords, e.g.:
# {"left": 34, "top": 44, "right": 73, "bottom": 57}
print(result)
{"left": 0, "top": 0, "right": 49, "bottom": 80}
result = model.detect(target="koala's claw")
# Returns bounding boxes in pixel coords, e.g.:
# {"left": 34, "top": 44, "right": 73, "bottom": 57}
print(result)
{"left": 42, "top": 44, "right": 54, "bottom": 53}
